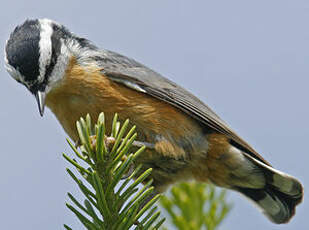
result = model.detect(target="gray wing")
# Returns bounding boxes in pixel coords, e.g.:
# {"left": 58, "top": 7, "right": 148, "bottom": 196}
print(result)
{"left": 97, "top": 50, "right": 270, "bottom": 166}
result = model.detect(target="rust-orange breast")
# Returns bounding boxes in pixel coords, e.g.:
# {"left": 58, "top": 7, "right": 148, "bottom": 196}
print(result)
{"left": 46, "top": 57, "right": 203, "bottom": 149}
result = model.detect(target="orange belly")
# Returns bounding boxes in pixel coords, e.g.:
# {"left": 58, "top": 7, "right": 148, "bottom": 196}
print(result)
{"left": 45, "top": 58, "right": 204, "bottom": 152}
{"left": 45, "top": 57, "right": 230, "bottom": 191}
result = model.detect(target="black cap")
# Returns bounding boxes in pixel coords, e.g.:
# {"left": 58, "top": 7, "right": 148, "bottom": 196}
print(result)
{"left": 6, "top": 19, "right": 41, "bottom": 87}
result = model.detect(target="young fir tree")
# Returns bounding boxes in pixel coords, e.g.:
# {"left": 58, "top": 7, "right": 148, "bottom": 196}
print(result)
{"left": 63, "top": 113, "right": 231, "bottom": 230}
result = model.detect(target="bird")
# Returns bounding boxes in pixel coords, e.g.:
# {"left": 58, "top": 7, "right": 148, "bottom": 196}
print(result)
{"left": 5, "top": 18, "right": 303, "bottom": 224}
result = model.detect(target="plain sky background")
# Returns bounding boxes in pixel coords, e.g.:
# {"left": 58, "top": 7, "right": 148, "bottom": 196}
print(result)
{"left": 0, "top": 0, "right": 308, "bottom": 229}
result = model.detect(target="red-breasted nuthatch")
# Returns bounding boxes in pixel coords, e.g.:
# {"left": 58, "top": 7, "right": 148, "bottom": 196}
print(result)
{"left": 5, "top": 19, "right": 303, "bottom": 224}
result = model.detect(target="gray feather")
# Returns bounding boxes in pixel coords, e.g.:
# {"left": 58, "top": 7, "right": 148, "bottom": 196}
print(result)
{"left": 98, "top": 49, "right": 270, "bottom": 165}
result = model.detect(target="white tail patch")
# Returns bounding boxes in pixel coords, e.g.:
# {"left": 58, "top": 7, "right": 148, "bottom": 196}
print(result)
{"left": 242, "top": 151, "right": 302, "bottom": 197}
{"left": 258, "top": 193, "right": 283, "bottom": 217}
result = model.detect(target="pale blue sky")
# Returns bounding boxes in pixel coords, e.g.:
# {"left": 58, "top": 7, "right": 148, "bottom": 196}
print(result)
{"left": 0, "top": 0, "right": 308, "bottom": 229}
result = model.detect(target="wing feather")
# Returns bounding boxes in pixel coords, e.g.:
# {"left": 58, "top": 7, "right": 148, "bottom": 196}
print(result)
{"left": 96, "top": 50, "right": 270, "bottom": 166}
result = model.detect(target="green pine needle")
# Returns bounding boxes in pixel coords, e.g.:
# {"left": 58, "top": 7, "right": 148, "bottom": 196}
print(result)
{"left": 64, "top": 113, "right": 165, "bottom": 230}
{"left": 63, "top": 112, "right": 231, "bottom": 230}
{"left": 160, "top": 182, "right": 231, "bottom": 230}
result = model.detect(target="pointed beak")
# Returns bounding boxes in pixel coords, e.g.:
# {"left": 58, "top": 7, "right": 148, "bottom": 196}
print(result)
{"left": 35, "top": 91, "right": 46, "bottom": 117}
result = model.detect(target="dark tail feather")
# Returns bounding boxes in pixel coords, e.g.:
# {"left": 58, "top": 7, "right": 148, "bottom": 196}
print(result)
{"left": 237, "top": 153, "right": 303, "bottom": 224}
{"left": 237, "top": 184, "right": 302, "bottom": 224}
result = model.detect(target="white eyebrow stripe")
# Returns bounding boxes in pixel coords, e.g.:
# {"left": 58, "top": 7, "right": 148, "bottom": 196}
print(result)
{"left": 38, "top": 19, "right": 53, "bottom": 82}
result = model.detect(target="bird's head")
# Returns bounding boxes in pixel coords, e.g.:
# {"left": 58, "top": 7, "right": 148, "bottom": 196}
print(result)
{"left": 5, "top": 18, "right": 96, "bottom": 116}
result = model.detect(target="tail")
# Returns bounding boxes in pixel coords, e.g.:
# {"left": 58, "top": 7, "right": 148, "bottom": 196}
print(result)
{"left": 235, "top": 152, "right": 303, "bottom": 224}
